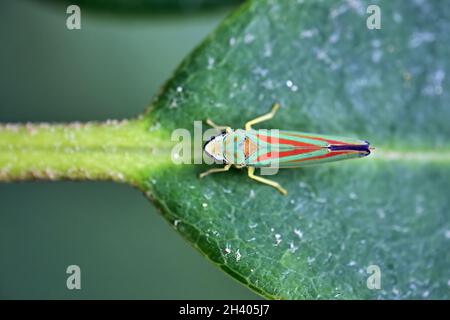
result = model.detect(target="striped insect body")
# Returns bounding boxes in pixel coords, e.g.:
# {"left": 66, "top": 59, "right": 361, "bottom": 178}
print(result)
{"left": 201, "top": 103, "right": 371, "bottom": 195}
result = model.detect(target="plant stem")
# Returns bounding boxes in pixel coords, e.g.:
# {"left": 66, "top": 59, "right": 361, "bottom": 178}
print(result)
{"left": 0, "top": 118, "right": 169, "bottom": 186}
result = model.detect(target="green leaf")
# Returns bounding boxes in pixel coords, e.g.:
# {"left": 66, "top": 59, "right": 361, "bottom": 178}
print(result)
{"left": 3, "top": 0, "right": 449, "bottom": 299}
{"left": 143, "top": 0, "right": 450, "bottom": 299}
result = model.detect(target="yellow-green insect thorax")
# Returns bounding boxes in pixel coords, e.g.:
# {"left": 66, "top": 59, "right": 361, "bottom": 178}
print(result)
{"left": 222, "top": 129, "right": 247, "bottom": 165}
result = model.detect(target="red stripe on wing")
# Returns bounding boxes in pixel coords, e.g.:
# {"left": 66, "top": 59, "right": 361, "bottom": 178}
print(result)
{"left": 287, "top": 151, "right": 349, "bottom": 163}
{"left": 256, "top": 148, "right": 320, "bottom": 162}
{"left": 283, "top": 132, "right": 353, "bottom": 146}
{"left": 256, "top": 134, "right": 318, "bottom": 147}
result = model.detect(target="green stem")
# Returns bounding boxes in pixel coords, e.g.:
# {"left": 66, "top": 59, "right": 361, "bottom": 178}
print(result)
{"left": 0, "top": 118, "right": 169, "bottom": 187}
{"left": 4, "top": 116, "right": 447, "bottom": 188}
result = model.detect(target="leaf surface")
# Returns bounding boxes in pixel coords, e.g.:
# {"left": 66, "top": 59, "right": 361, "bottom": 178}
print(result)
{"left": 143, "top": 0, "right": 450, "bottom": 299}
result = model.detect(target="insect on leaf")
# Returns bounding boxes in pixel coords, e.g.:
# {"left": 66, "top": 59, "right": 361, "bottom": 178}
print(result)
{"left": 141, "top": 0, "right": 450, "bottom": 299}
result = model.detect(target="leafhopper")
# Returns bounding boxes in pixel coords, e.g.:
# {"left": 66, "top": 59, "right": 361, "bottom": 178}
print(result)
{"left": 201, "top": 103, "right": 371, "bottom": 195}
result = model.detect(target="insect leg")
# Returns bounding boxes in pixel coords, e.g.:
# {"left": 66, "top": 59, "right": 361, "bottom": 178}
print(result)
{"left": 205, "top": 119, "right": 232, "bottom": 133}
{"left": 247, "top": 167, "right": 288, "bottom": 195}
{"left": 244, "top": 102, "right": 280, "bottom": 130}
{"left": 199, "top": 164, "right": 231, "bottom": 178}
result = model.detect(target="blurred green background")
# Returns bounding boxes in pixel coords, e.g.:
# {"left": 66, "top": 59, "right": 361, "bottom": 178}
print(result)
{"left": 0, "top": 0, "right": 258, "bottom": 299}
